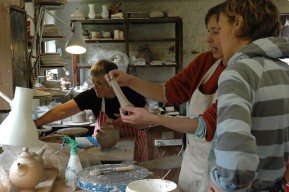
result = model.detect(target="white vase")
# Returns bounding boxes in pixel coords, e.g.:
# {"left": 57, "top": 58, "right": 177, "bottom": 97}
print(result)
{"left": 88, "top": 4, "right": 96, "bottom": 19}
{"left": 101, "top": 5, "right": 109, "bottom": 19}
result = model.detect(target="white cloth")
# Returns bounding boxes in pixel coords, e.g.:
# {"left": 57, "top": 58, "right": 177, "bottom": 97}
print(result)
{"left": 178, "top": 59, "right": 221, "bottom": 192}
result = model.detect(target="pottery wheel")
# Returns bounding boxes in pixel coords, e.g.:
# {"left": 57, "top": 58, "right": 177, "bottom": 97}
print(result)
{"left": 77, "top": 164, "right": 150, "bottom": 192}
{"left": 87, "top": 147, "right": 125, "bottom": 156}
{"left": 55, "top": 127, "right": 88, "bottom": 136}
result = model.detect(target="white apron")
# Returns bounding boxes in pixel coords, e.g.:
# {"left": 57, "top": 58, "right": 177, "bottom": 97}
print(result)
{"left": 178, "top": 59, "right": 221, "bottom": 192}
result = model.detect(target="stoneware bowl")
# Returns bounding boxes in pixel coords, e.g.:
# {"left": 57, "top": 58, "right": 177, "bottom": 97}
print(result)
{"left": 102, "top": 31, "right": 111, "bottom": 38}
{"left": 126, "top": 179, "right": 179, "bottom": 192}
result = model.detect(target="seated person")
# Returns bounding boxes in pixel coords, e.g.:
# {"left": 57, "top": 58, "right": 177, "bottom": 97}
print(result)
{"left": 34, "top": 60, "right": 148, "bottom": 162}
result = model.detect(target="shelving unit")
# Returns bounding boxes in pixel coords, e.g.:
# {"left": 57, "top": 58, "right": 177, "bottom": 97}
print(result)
{"left": 33, "top": 1, "right": 67, "bottom": 78}
{"left": 71, "top": 17, "right": 183, "bottom": 86}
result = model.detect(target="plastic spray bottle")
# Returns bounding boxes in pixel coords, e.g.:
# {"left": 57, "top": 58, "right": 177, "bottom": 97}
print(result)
{"left": 57, "top": 136, "right": 83, "bottom": 188}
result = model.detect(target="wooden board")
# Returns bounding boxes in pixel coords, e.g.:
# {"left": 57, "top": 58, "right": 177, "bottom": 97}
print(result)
{"left": 0, "top": 0, "right": 24, "bottom": 9}
{"left": 0, "top": 4, "right": 13, "bottom": 110}
{"left": 36, "top": 167, "right": 59, "bottom": 192}
{"left": 86, "top": 138, "right": 135, "bottom": 162}
{"left": 138, "top": 155, "right": 182, "bottom": 171}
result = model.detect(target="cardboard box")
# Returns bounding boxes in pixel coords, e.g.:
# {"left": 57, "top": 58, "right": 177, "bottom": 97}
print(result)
{"left": 0, "top": 0, "right": 25, "bottom": 9}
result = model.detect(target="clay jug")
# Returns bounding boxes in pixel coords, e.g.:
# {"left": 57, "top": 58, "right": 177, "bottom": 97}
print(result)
{"left": 96, "top": 125, "right": 120, "bottom": 149}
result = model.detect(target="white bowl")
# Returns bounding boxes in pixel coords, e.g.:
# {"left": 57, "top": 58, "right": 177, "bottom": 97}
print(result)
{"left": 126, "top": 179, "right": 179, "bottom": 192}
{"left": 102, "top": 31, "right": 111, "bottom": 38}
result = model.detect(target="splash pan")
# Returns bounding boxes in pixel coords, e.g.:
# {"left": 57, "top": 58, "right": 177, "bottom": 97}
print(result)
{"left": 77, "top": 164, "right": 150, "bottom": 192}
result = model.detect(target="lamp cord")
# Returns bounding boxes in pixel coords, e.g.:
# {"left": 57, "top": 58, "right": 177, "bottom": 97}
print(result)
{"left": 161, "top": 143, "right": 183, "bottom": 180}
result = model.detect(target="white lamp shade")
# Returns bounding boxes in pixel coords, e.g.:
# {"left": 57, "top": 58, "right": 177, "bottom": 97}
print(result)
{"left": 0, "top": 87, "right": 40, "bottom": 147}
{"left": 65, "top": 22, "right": 86, "bottom": 54}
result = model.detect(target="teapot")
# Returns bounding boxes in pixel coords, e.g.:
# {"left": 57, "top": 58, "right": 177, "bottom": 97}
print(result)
{"left": 96, "top": 125, "right": 120, "bottom": 149}
{"left": 9, "top": 148, "right": 42, "bottom": 191}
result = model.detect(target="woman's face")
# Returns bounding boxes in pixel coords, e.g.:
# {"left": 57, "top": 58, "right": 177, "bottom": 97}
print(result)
{"left": 207, "top": 15, "right": 223, "bottom": 59}
{"left": 218, "top": 13, "right": 237, "bottom": 62}
{"left": 91, "top": 75, "right": 115, "bottom": 98}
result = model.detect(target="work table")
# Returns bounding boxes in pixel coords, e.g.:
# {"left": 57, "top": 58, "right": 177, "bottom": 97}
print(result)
{"left": 35, "top": 137, "right": 135, "bottom": 191}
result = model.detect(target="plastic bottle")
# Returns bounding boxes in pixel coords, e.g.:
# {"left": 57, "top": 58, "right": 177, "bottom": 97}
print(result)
{"left": 58, "top": 136, "right": 83, "bottom": 188}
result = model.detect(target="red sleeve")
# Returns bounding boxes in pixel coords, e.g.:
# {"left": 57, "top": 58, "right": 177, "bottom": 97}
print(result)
{"left": 202, "top": 101, "right": 217, "bottom": 141}
{"left": 165, "top": 52, "right": 217, "bottom": 105}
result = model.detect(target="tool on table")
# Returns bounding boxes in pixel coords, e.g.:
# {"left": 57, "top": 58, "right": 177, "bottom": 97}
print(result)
{"left": 57, "top": 136, "right": 83, "bottom": 188}
{"left": 89, "top": 165, "right": 134, "bottom": 176}
{"left": 77, "top": 164, "right": 150, "bottom": 191}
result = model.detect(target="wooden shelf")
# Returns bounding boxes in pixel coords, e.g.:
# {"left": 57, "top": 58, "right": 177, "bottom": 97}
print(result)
{"left": 128, "top": 65, "right": 177, "bottom": 69}
{"left": 72, "top": 19, "right": 125, "bottom": 25}
{"left": 71, "top": 17, "right": 183, "bottom": 86}
{"left": 127, "top": 17, "right": 181, "bottom": 24}
{"left": 42, "top": 36, "right": 65, "bottom": 42}
{"left": 84, "top": 39, "right": 125, "bottom": 43}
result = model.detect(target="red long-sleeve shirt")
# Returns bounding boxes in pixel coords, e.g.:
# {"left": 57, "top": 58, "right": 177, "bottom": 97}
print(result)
{"left": 165, "top": 51, "right": 225, "bottom": 141}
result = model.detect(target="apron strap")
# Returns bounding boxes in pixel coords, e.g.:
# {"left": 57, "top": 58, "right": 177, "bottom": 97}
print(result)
{"left": 200, "top": 59, "right": 222, "bottom": 84}
{"left": 101, "top": 98, "right": 105, "bottom": 112}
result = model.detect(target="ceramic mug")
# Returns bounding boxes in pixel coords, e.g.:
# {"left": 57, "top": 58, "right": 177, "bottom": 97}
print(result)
{"left": 91, "top": 31, "right": 97, "bottom": 39}
{"left": 119, "top": 30, "right": 124, "bottom": 39}
{"left": 114, "top": 30, "right": 119, "bottom": 39}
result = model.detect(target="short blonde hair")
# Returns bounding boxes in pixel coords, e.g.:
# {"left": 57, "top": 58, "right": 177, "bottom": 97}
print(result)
{"left": 90, "top": 60, "right": 118, "bottom": 78}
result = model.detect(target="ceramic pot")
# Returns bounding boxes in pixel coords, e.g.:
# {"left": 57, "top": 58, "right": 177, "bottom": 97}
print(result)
{"left": 96, "top": 125, "right": 120, "bottom": 149}
{"left": 9, "top": 148, "right": 42, "bottom": 191}
{"left": 101, "top": 5, "right": 109, "bottom": 19}
{"left": 101, "top": 31, "right": 111, "bottom": 38}
{"left": 88, "top": 4, "right": 96, "bottom": 19}
{"left": 126, "top": 179, "right": 179, "bottom": 192}
{"left": 32, "top": 146, "right": 46, "bottom": 182}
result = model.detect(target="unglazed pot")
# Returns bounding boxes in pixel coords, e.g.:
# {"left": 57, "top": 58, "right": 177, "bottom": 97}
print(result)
{"left": 101, "top": 5, "right": 109, "bottom": 19}
{"left": 96, "top": 125, "right": 120, "bottom": 149}
{"left": 9, "top": 147, "right": 42, "bottom": 191}
{"left": 32, "top": 146, "right": 46, "bottom": 182}
{"left": 88, "top": 4, "right": 96, "bottom": 19}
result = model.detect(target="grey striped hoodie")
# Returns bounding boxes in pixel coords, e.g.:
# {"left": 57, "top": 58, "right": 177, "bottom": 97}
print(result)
{"left": 210, "top": 37, "right": 289, "bottom": 191}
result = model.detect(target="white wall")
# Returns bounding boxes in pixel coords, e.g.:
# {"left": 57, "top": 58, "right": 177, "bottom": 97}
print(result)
{"left": 51, "top": 0, "right": 289, "bottom": 84}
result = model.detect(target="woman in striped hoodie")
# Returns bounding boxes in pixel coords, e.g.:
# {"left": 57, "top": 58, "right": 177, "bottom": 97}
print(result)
{"left": 209, "top": 0, "right": 289, "bottom": 191}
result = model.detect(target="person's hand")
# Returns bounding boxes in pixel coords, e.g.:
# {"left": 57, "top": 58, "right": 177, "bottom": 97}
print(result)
{"left": 34, "top": 119, "right": 43, "bottom": 129}
{"left": 208, "top": 181, "right": 220, "bottom": 192}
{"left": 104, "top": 69, "right": 133, "bottom": 87}
{"left": 119, "top": 106, "right": 154, "bottom": 127}
{"left": 112, "top": 113, "right": 124, "bottom": 126}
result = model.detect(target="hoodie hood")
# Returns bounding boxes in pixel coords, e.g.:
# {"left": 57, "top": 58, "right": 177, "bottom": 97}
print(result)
{"left": 228, "top": 37, "right": 289, "bottom": 66}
